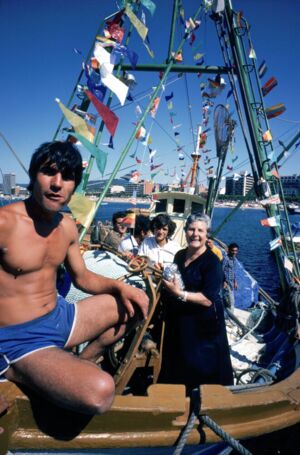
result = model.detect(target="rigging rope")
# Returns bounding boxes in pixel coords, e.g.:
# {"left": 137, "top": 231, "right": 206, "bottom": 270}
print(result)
{"left": 173, "top": 389, "right": 253, "bottom": 455}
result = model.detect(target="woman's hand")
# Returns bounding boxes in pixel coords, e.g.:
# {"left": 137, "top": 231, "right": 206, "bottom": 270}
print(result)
{"left": 162, "top": 277, "right": 182, "bottom": 298}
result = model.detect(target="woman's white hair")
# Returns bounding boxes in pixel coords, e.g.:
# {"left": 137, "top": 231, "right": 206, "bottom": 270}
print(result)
{"left": 184, "top": 213, "right": 211, "bottom": 232}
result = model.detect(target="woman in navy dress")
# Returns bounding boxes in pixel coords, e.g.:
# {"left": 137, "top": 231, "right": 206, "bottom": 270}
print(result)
{"left": 160, "top": 214, "right": 233, "bottom": 393}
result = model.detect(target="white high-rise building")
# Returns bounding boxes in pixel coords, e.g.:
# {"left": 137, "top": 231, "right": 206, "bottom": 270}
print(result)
{"left": 3, "top": 173, "right": 16, "bottom": 195}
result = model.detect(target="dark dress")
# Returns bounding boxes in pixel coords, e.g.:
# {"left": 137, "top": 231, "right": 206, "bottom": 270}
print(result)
{"left": 160, "top": 247, "right": 233, "bottom": 391}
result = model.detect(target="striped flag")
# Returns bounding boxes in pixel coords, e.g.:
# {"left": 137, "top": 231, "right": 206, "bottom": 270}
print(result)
{"left": 262, "top": 77, "right": 278, "bottom": 97}
{"left": 269, "top": 237, "right": 282, "bottom": 251}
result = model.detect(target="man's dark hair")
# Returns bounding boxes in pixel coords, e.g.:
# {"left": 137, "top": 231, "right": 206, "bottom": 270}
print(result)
{"left": 112, "top": 211, "right": 128, "bottom": 225}
{"left": 150, "top": 214, "right": 176, "bottom": 239}
{"left": 135, "top": 215, "right": 151, "bottom": 236}
{"left": 28, "top": 141, "right": 83, "bottom": 192}
{"left": 228, "top": 242, "right": 239, "bottom": 250}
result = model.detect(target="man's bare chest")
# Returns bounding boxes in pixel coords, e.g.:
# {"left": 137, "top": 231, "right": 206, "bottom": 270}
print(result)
{"left": 0, "top": 227, "right": 69, "bottom": 275}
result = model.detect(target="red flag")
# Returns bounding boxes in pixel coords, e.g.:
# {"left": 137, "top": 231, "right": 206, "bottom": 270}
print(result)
{"left": 84, "top": 89, "right": 119, "bottom": 136}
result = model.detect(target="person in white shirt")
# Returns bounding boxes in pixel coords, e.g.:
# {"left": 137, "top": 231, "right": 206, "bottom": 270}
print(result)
{"left": 138, "top": 214, "right": 180, "bottom": 269}
{"left": 118, "top": 215, "right": 151, "bottom": 258}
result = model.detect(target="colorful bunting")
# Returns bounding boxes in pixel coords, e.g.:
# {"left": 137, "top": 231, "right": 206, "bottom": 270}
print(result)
{"left": 265, "top": 103, "right": 286, "bottom": 119}
{"left": 68, "top": 193, "right": 96, "bottom": 228}
{"left": 284, "top": 256, "right": 294, "bottom": 273}
{"left": 73, "top": 132, "right": 108, "bottom": 176}
{"left": 129, "top": 170, "right": 141, "bottom": 183}
{"left": 262, "top": 130, "right": 272, "bottom": 142}
{"left": 260, "top": 216, "right": 280, "bottom": 227}
{"left": 258, "top": 60, "right": 268, "bottom": 79}
{"left": 84, "top": 89, "right": 119, "bottom": 136}
{"left": 260, "top": 194, "right": 281, "bottom": 206}
{"left": 113, "top": 44, "right": 138, "bottom": 69}
{"left": 125, "top": 5, "right": 148, "bottom": 41}
{"left": 271, "top": 168, "right": 280, "bottom": 179}
{"left": 150, "top": 163, "right": 163, "bottom": 171}
{"left": 141, "top": 0, "right": 156, "bottom": 16}
{"left": 150, "top": 97, "right": 160, "bottom": 118}
{"left": 165, "top": 92, "right": 174, "bottom": 102}
{"left": 249, "top": 47, "right": 256, "bottom": 59}
{"left": 269, "top": 237, "right": 282, "bottom": 251}
{"left": 56, "top": 99, "right": 94, "bottom": 143}
{"left": 108, "top": 135, "right": 114, "bottom": 149}
{"left": 135, "top": 125, "right": 147, "bottom": 141}
{"left": 262, "top": 77, "right": 278, "bottom": 97}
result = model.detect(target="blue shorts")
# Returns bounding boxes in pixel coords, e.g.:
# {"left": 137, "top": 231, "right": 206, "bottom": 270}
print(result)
{"left": 0, "top": 296, "right": 77, "bottom": 381}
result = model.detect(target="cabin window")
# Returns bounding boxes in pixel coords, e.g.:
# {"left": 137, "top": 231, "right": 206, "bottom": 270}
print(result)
{"left": 155, "top": 199, "right": 167, "bottom": 213}
{"left": 191, "top": 202, "right": 204, "bottom": 214}
{"left": 173, "top": 199, "right": 185, "bottom": 213}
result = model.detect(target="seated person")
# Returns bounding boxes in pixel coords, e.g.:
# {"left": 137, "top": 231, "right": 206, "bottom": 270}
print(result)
{"left": 92, "top": 211, "right": 128, "bottom": 250}
{"left": 138, "top": 214, "right": 180, "bottom": 269}
{"left": 118, "top": 215, "right": 151, "bottom": 258}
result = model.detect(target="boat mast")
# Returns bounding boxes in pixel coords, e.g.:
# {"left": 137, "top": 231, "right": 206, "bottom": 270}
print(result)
{"left": 213, "top": 0, "right": 300, "bottom": 286}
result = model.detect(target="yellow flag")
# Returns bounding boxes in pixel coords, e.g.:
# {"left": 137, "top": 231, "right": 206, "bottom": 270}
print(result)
{"left": 56, "top": 99, "right": 94, "bottom": 143}
{"left": 68, "top": 193, "right": 96, "bottom": 228}
{"left": 125, "top": 6, "right": 148, "bottom": 41}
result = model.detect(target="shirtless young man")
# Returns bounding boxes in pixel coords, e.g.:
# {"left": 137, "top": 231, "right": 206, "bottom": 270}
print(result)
{"left": 0, "top": 141, "right": 149, "bottom": 415}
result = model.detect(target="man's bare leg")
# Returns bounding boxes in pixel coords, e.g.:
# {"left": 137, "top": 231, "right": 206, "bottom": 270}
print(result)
{"left": 5, "top": 293, "right": 139, "bottom": 414}
{"left": 68, "top": 293, "right": 140, "bottom": 362}
{"left": 5, "top": 348, "right": 115, "bottom": 414}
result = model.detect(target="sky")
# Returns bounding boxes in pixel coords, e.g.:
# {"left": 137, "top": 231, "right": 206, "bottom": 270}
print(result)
{"left": 1, "top": 0, "right": 300, "bottom": 187}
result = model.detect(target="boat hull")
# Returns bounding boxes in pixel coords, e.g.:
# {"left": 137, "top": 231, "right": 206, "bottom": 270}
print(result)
{"left": 1, "top": 369, "right": 300, "bottom": 453}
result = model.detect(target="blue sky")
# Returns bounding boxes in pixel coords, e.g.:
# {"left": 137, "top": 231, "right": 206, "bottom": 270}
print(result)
{"left": 1, "top": 0, "right": 299, "bottom": 186}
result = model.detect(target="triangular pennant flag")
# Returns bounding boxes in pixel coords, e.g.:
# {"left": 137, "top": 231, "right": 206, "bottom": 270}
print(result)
{"left": 84, "top": 89, "right": 118, "bottom": 136}
{"left": 73, "top": 133, "right": 108, "bottom": 176}
{"left": 150, "top": 163, "right": 163, "bottom": 171}
{"left": 56, "top": 99, "right": 94, "bottom": 143}
{"left": 108, "top": 135, "right": 114, "bottom": 149}
{"left": 165, "top": 92, "right": 174, "bottom": 102}
{"left": 249, "top": 47, "right": 256, "bottom": 59}
{"left": 125, "top": 5, "right": 148, "bottom": 41}
{"left": 68, "top": 192, "right": 96, "bottom": 228}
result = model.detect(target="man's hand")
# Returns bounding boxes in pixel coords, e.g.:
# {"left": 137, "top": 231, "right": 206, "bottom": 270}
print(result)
{"left": 117, "top": 282, "right": 149, "bottom": 320}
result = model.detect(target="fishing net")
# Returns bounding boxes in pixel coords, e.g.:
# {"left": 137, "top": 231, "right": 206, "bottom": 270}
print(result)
{"left": 214, "top": 104, "right": 236, "bottom": 159}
